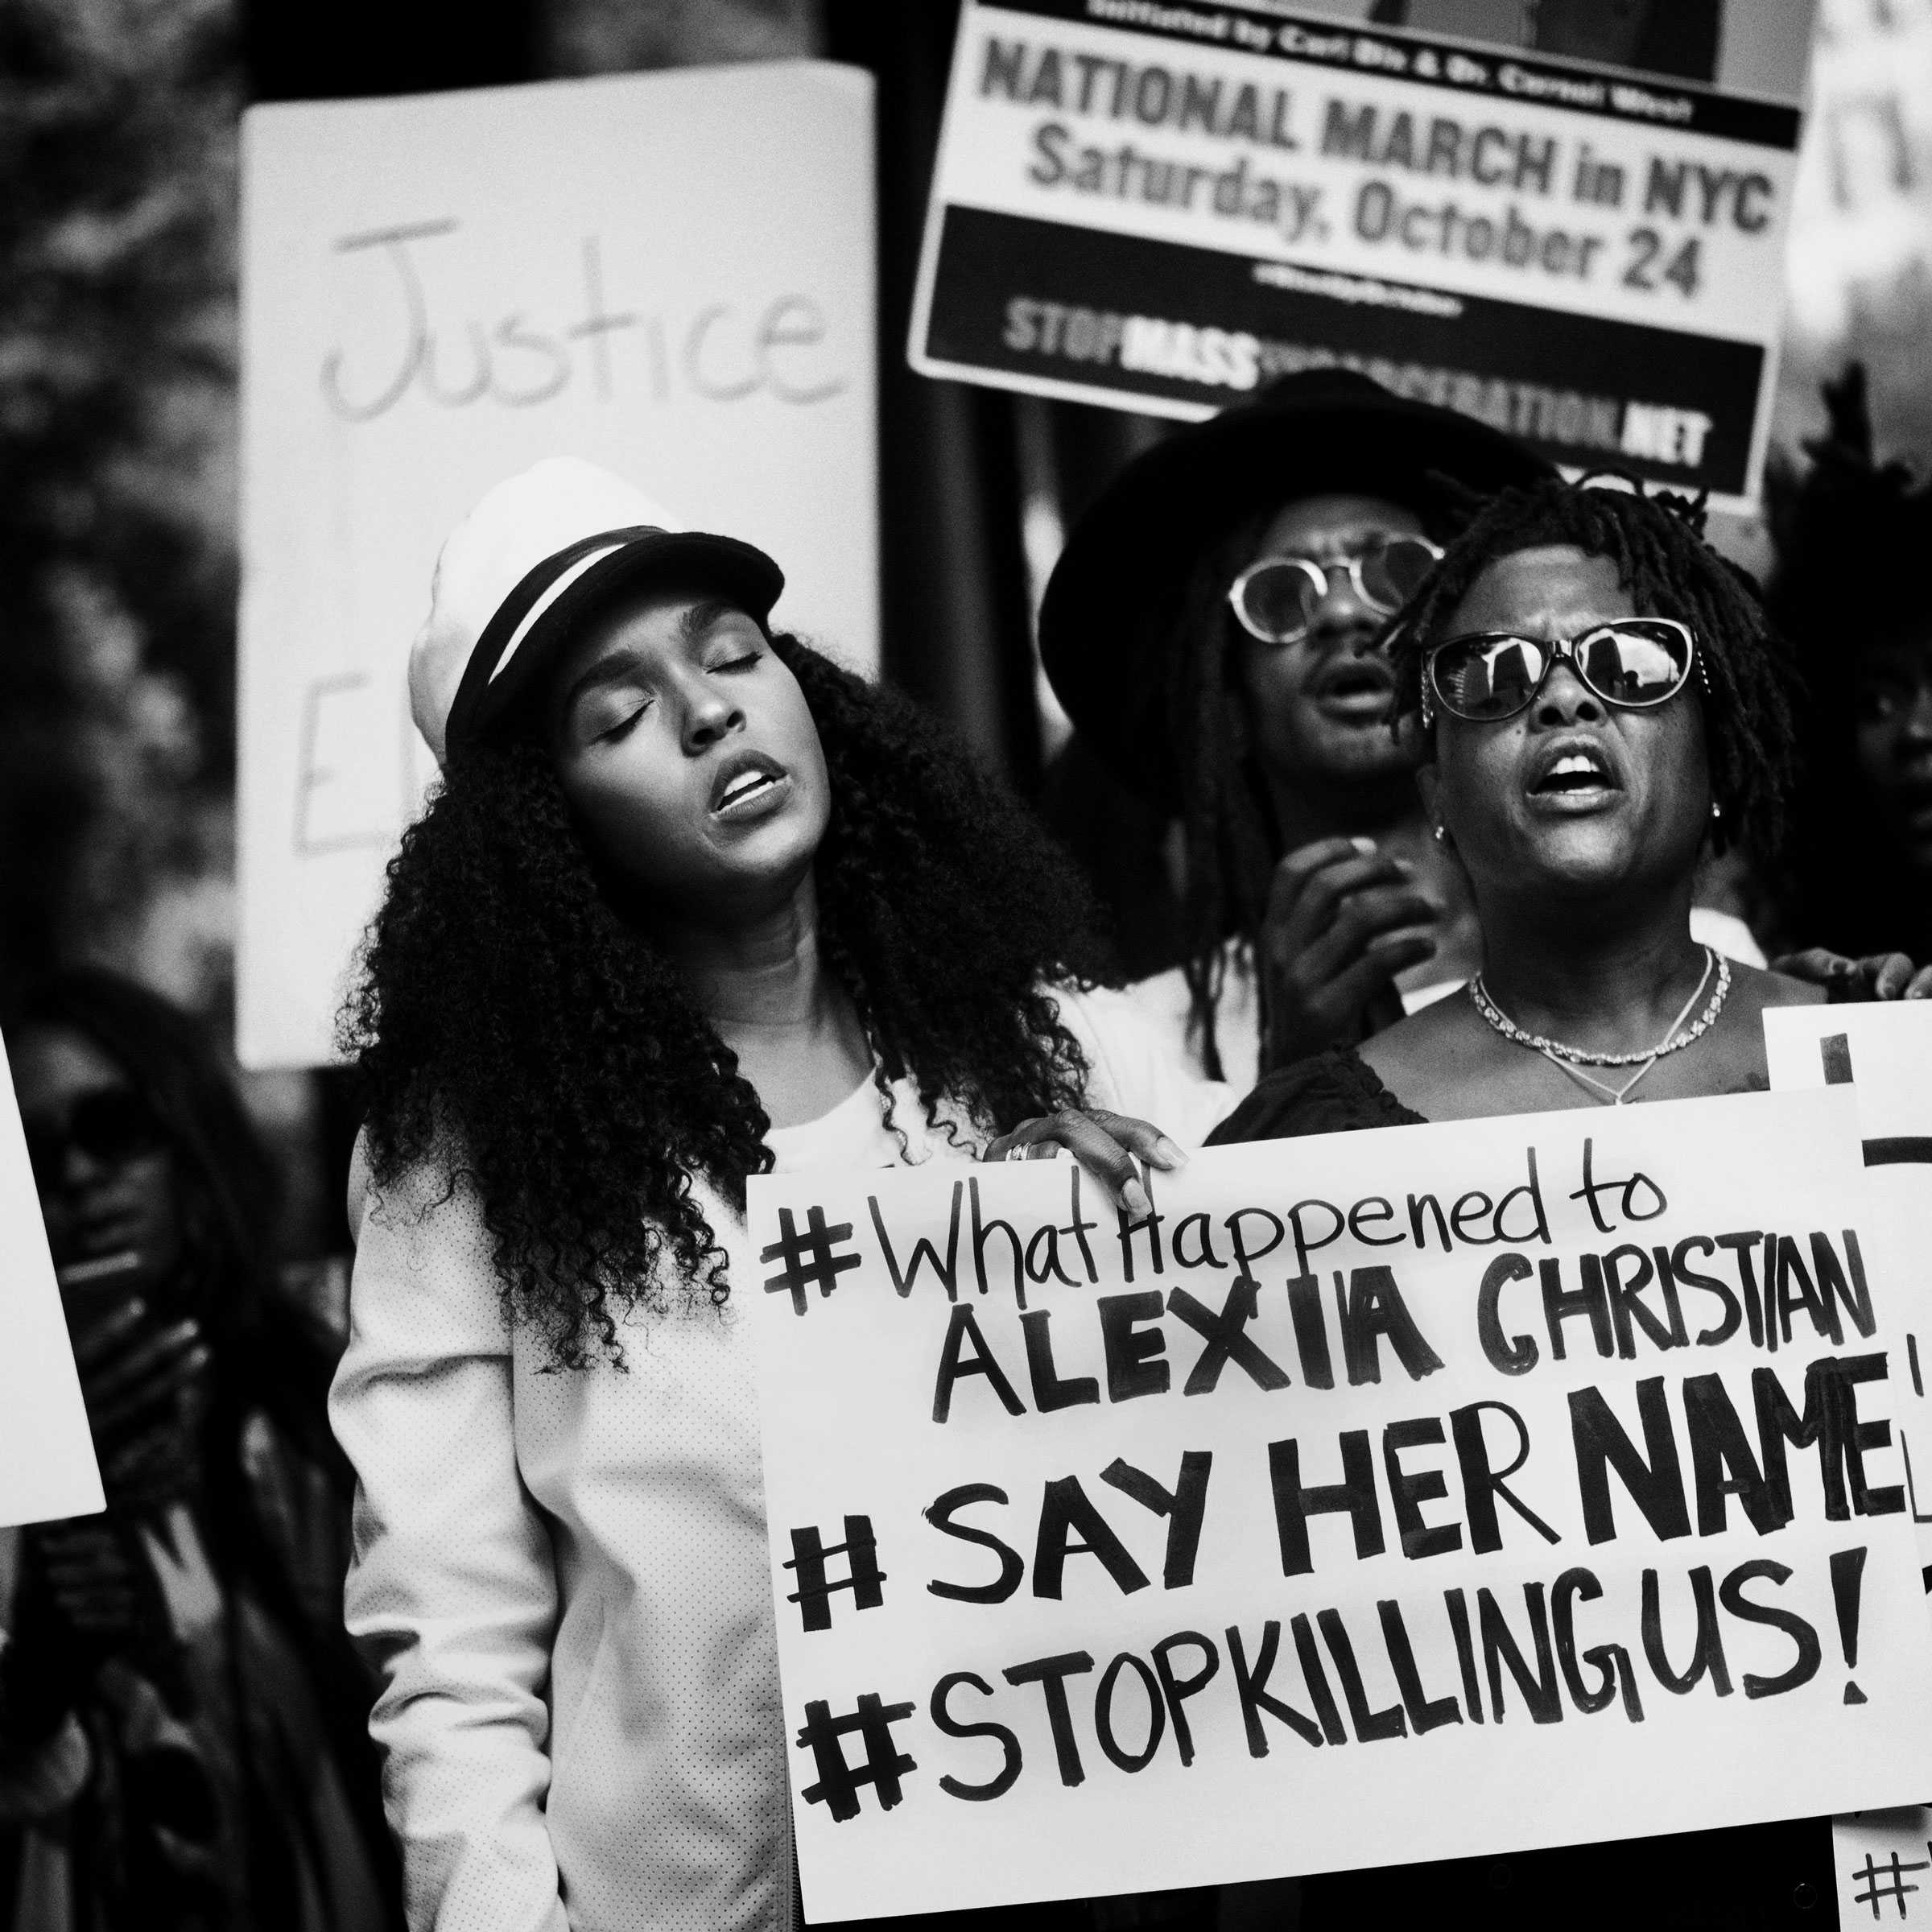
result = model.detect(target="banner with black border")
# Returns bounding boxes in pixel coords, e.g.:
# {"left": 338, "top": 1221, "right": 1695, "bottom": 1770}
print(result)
{"left": 910, "top": 0, "right": 1815, "bottom": 506}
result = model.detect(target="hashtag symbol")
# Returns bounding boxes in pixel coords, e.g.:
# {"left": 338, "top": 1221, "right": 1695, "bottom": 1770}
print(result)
{"left": 784, "top": 1517, "right": 887, "bottom": 1633}
{"left": 1853, "top": 1851, "right": 1930, "bottom": 1919}
{"left": 795, "top": 1692, "right": 918, "bottom": 1822}
{"left": 761, "top": 1204, "right": 863, "bottom": 1314}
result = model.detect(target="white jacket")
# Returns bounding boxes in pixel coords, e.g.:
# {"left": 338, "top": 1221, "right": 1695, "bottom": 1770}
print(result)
{"left": 330, "top": 988, "right": 1228, "bottom": 1932}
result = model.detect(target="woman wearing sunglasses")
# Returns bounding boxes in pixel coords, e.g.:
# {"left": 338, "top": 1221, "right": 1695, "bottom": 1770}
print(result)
{"left": 1204, "top": 472, "right": 1926, "bottom": 1927}
{"left": 2, "top": 970, "right": 398, "bottom": 1932}
{"left": 1040, "top": 374, "right": 1782, "bottom": 1092}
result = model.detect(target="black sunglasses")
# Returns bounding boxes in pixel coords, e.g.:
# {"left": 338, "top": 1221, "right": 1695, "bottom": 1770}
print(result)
{"left": 23, "top": 1088, "right": 169, "bottom": 1190}
{"left": 1424, "top": 618, "right": 1701, "bottom": 724}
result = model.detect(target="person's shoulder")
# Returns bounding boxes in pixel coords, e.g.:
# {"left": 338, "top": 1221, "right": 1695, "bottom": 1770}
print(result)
{"left": 347, "top": 1117, "right": 485, "bottom": 1245}
{"left": 1052, "top": 979, "right": 1232, "bottom": 1145}
{"left": 1206, "top": 1046, "right": 1419, "bottom": 1145}
{"left": 1046, "top": 979, "right": 1141, "bottom": 1072}
{"left": 1358, "top": 989, "right": 1471, "bottom": 1079}
{"left": 1735, "top": 961, "right": 1830, "bottom": 1010}
{"left": 346, "top": 1125, "right": 375, "bottom": 1234}
{"left": 1355, "top": 990, "right": 1491, "bottom": 1113}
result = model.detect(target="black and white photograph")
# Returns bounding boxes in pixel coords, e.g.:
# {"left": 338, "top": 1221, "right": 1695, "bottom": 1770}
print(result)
{"left": 5, "top": 3, "right": 1932, "bottom": 1930}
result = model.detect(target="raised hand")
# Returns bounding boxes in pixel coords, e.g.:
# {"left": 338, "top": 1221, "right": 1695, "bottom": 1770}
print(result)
{"left": 1259, "top": 836, "right": 1439, "bottom": 1068}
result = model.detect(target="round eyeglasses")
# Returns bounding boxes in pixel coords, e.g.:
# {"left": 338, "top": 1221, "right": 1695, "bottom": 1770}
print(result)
{"left": 1227, "top": 535, "right": 1443, "bottom": 645}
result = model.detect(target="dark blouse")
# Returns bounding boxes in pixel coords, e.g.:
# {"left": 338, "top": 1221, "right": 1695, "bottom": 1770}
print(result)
{"left": 1204, "top": 1044, "right": 1426, "bottom": 1143}
{"left": 1207, "top": 1048, "right": 1836, "bottom": 1932}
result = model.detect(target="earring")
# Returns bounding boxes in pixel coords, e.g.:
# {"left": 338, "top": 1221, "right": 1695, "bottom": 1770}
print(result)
{"left": 1710, "top": 799, "right": 1722, "bottom": 823}
{"left": 1432, "top": 823, "right": 1448, "bottom": 845}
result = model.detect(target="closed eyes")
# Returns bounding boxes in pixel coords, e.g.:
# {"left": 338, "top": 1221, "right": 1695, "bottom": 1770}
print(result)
{"left": 582, "top": 650, "right": 761, "bottom": 742}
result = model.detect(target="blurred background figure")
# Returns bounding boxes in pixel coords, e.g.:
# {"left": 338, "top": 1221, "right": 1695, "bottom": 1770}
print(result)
{"left": 0, "top": 972, "right": 398, "bottom": 1932}
{"left": 1769, "top": 363, "right": 1932, "bottom": 965}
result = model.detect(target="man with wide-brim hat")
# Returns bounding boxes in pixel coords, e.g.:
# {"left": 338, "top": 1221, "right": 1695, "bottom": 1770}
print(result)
{"left": 1039, "top": 366, "right": 1762, "bottom": 1086}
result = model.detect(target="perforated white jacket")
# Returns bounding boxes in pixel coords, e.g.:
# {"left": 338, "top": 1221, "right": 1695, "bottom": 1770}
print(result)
{"left": 329, "top": 988, "right": 1228, "bottom": 1932}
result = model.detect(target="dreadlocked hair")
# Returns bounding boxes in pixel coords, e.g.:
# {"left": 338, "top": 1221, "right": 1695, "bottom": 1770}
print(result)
{"left": 1165, "top": 508, "right": 1277, "bottom": 1083}
{"left": 1766, "top": 364, "right": 1932, "bottom": 950}
{"left": 1387, "top": 472, "right": 1798, "bottom": 868}
{"left": 1161, "top": 482, "right": 1477, "bottom": 1083}
{"left": 344, "top": 634, "right": 1110, "bottom": 1369}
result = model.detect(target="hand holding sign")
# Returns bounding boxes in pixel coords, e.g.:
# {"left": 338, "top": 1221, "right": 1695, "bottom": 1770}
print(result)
{"left": 1769, "top": 951, "right": 1932, "bottom": 1002}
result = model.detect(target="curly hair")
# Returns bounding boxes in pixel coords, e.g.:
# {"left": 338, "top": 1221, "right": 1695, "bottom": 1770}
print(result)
{"left": 345, "top": 636, "right": 1111, "bottom": 1368}
{"left": 1385, "top": 474, "right": 1798, "bottom": 867}
{"left": 1766, "top": 365, "right": 1932, "bottom": 950}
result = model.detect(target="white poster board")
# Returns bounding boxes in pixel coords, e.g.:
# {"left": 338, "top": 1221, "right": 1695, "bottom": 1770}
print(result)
{"left": 0, "top": 1044, "right": 105, "bottom": 1529}
{"left": 1835, "top": 1809, "right": 1932, "bottom": 1926}
{"left": 910, "top": 0, "right": 1814, "bottom": 506}
{"left": 1767, "top": 1002, "right": 1932, "bottom": 1562}
{"left": 746, "top": 1091, "right": 1932, "bottom": 1921}
{"left": 238, "top": 63, "right": 877, "bottom": 1068}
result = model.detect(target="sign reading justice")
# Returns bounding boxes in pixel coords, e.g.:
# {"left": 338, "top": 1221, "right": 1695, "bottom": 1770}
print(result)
{"left": 237, "top": 64, "right": 877, "bottom": 1068}
{"left": 745, "top": 1090, "right": 1932, "bottom": 1920}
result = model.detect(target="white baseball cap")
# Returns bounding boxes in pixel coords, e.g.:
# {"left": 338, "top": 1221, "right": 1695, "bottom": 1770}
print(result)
{"left": 407, "top": 456, "right": 784, "bottom": 763}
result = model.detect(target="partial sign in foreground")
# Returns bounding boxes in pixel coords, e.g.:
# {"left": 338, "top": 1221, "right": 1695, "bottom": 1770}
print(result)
{"left": 746, "top": 1090, "right": 1932, "bottom": 1920}
{"left": 0, "top": 1041, "right": 103, "bottom": 1528}
{"left": 910, "top": 0, "right": 1815, "bottom": 504}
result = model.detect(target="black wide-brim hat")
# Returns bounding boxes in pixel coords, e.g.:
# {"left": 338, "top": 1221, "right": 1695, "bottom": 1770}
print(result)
{"left": 1038, "top": 368, "right": 1557, "bottom": 810}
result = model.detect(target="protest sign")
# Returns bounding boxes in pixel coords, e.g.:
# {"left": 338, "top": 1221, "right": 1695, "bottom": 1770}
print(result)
{"left": 1835, "top": 1810, "right": 1932, "bottom": 1926}
{"left": 746, "top": 1090, "right": 1932, "bottom": 1919}
{"left": 1768, "top": 1002, "right": 1932, "bottom": 1561}
{"left": 0, "top": 1042, "right": 104, "bottom": 1529}
{"left": 910, "top": 0, "right": 1815, "bottom": 505}
{"left": 237, "top": 64, "right": 877, "bottom": 1068}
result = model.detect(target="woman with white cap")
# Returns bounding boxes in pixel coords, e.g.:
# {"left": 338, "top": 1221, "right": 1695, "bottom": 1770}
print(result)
{"left": 328, "top": 459, "right": 1227, "bottom": 1932}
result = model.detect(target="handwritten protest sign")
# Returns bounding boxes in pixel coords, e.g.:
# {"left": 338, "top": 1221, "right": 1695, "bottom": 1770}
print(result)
{"left": 746, "top": 1090, "right": 1932, "bottom": 1919}
{"left": 1768, "top": 1003, "right": 1932, "bottom": 1562}
{"left": 0, "top": 1042, "right": 104, "bottom": 1528}
{"left": 910, "top": 0, "right": 1814, "bottom": 505}
{"left": 1835, "top": 1810, "right": 1932, "bottom": 1926}
{"left": 237, "top": 64, "right": 877, "bottom": 1067}
{"left": 1836, "top": 1805, "right": 1932, "bottom": 1930}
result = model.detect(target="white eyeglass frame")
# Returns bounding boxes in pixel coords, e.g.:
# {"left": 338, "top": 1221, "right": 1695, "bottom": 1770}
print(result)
{"left": 1225, "top": 535, "right": 1445, "bottom": 645}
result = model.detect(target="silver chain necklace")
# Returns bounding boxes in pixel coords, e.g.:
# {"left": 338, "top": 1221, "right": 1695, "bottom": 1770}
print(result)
{"left": 1467, "top": 946, "right": 1732, "bottom": 1105}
